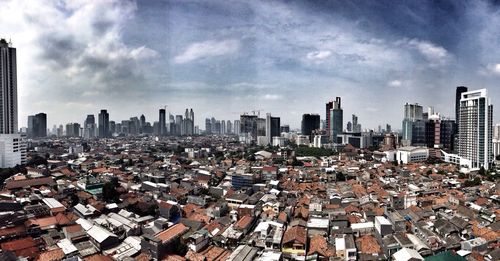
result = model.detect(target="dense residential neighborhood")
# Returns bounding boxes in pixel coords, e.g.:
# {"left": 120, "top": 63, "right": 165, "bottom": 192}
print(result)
{"left": 0, "top": 135, "right": 497, "bottom": 261}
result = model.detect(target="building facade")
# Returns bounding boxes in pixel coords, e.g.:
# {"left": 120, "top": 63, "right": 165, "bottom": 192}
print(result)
{"left": 458, "top": 89, "right": 493, "bottom": 170}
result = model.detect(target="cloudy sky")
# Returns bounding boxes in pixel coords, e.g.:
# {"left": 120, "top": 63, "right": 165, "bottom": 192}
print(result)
{"left": 2, "top": 0, "right": 500, "bottom": 130}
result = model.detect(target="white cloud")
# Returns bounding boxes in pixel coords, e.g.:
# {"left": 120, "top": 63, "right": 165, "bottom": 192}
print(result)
{"left": 407, "top": 39, "right": 449, "bottom": 66}
{"left": 478, "top": 63, "right": 500, "bottom": 76}
{"left": 388, "top": 80, "right": 402, "bottom": 87}
{"left": 306, "top": 50, "right": 332, "bottom": 60}
{"left": 174, "top": 39, "right": 240, "bottom": 64}
{"left": 263, "top": 94, "right": 282, "bottom": 100}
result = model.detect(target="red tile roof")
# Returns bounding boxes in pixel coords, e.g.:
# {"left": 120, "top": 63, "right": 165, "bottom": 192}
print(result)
{"left": 155, "top": 223, "right": 189, "bottom": 243}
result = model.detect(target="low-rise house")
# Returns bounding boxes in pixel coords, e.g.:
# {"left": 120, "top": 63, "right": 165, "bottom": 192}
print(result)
{"left": 141, "top": 223, "right": 189, "bottom": 260}
{"left": 282, "top": 225, "right": 307, "bottom": 257}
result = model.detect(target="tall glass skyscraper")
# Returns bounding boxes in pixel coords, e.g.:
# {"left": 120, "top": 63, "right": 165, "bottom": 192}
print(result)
{"left": 0, "top": 39, "right": 17, "bottom": 134}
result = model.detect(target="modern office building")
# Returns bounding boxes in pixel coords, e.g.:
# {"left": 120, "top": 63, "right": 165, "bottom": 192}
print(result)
{"left": 84, "top": 114, "right": 96, "bottom": 139}
{"left": 27, "top": 113, "right": 47, "bottom": 138}
{"left": 0, "top": 39, "right": 17, "bottom": 134}
{"left": 98, "top": 109, "right": 110, "bottom": 138}
{"left": 159, "top": 109, "right": 166, "bottom": 136}
{"left": 329, "top": 97, "right": 343, "bottom": 143}
{"left": 457, "top": 89, "right": 493, "bottom": 170}
{"left": 301, "top": 114, "right": 320, "bottom": 140}
{"left": 205, "top": 118, "right": 211, "bottom": 134}
{"left": 240, "top": 114, "right": 258, "bottom": 140}
{"left": 402, "top": 103, "right": 424, "bottom": 146}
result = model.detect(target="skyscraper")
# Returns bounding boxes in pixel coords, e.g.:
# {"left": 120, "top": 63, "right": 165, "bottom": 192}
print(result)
{"left": 301, "top": 114, "right": 320, "bottom": 139}
{"left": 226, "top": 120, "right": 232, "bottom": 134}
{"left": 33, "top": 113, "right": 47, "bottom": 138}
{"left": 0, "top": 39, "right": 17, "bottom": 134}
{"left": 159, "top": 109, "right": 166, "bottom": 136}
{"left": 402, "top": 103, "right": 424, "bottom": 146}
{"left": 265, "top": 113, "right": 272, "bottom": 144}
{"left": 98, "top": 109, "right": 110, "bottom": 138}
{"left": 458, "top": 89, "right": 493, "bottom": 170}
{"left": 240, "top": 114, "right": 257, "bottom": 139}
{"left": 205, "top": 118, "right": 211, "bottom": 134}
{"left": 140, "top": 114, "right": 146, "bottom": 133}
{"left": 84, "top": 114, "right": 96, "bottom": 139}
{"left": 329, "top": 97, "right": 343, "bottom": 143}
{"left": 0, "top": 39, "right": 25, "bottom": 167}
{"left": 455, "top": 86, "right": 468, "bottom": 127}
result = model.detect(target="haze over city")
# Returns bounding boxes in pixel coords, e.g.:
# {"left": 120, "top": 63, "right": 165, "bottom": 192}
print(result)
{"left": 1, "top": 0, "right": 500, "bottom": 129}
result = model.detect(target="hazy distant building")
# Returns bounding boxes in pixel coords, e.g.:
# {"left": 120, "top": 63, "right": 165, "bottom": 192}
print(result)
{"left": 27, "top": 113, "right": 47, "bottom": 138}
{"left": 221, "top": 120, "right": 226, "bottom": 134}
{"left": 84, "top": 114, "right": 96, "bottom": 139}
{"left": 159, "top": 109, "right": 166, "bottom": 136}
{"left": 0, "top": 39, "right": 17, "bottom": 134}
{"left": 226, "top": 120, "right": 232, "bottom": 134}
{"left": 280, "top": 125, "right": 290, "bottom": 133}
{"left": 140, "top": 114, "right": 146, "bottom": 133}
{"left": 458, "top": 89, "right": 493, "bottom": 170}
{"left": 66, "top": 123, "right": 80, "bottom": 137}
{"left": 234, "top": 120, "right": 240, "bottom": 135}
{"left": 240, "top": 114, "right": 258, "bottom": 140}
{"left": 205, "top": 118, "right": 211, "bottom": 134}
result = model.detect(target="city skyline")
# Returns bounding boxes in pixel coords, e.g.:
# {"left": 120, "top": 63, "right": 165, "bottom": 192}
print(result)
{"left": 1, "top": 0, "right": 500, "bottom": 129}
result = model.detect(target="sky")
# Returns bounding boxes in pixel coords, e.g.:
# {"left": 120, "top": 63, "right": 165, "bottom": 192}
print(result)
{"left": 1, "top": 0, "right": 500, "bottom": 130}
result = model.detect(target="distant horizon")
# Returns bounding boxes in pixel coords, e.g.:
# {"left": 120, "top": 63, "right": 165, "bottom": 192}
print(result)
{"left": 1, "top": 0, "right": 499, "bottom": 129}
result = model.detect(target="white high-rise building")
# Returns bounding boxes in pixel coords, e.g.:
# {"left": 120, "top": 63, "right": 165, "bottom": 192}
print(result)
{"left": 458, "top": 89, "right": 493, "bottom": 170}
{"left": 0, "top": 134, "right": 26, "bottom": 167}
{"left": 265, "top": 113, "right": 272, "bottom": 145}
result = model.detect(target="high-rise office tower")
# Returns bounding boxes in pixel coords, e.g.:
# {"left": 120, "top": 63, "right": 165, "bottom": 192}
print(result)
{"left": 386, "top": 124, "right": 392, "bottom": 133}
{"left": 234, "top": 120, "right": 241, "bottom": 135}
{"left": 226, "top": 120, "right": 232, "bottom": 134}
{"left": 140, "top": 114, "right": 146, "bottom": 133}
{"left": 352, "top": 114, "right": 361, "bottom": 133}
{"left": 27, "top": 116, "right": 34, "bottom": 137}
{"left": 175, "top": 115, "right": 183, "bottom": 136}
{"left": 458, "top": 89, "right": 493, "bottom": 170}
{"left": 347, "top": 121, "right": 352, "bottom": 132}
{"left": 205, "top": 118, "right": 211, "bottom": 134}
{"left": 214, "top": 120, "right": 221, "bottom": 134}
{"left": 159, "top": 109, "right": 166, "bottom": 136}
{"left": 0, "top": 39, "right": 17, "bottom": 134}
{"left": 301, "top": 114, "right": 320, "bottom": 139}
{"left": 402, "top": 103, "right": 424, "bottom": 146}
{"left": 84, "top": 114, "right": 96, "bottom": 139}
{"left": 98, "top": 110, "right": 110, "bottom": 138}
{"left": 454, "top": 86, "right": 468, "bottom": 152}
{"left": 265, "top": 113, "right": 272, "bottom": 144}
{"left": 329, "top": 97, "right": 343, "bottom": 143}
{"left": 33, "top": 113, "right": 47, "bottom": 138}
{"left": 455, "top": 86, "right": 468, "bottom": 127}
{"left": 240, "top": 114, "right": 257, "bottom": 139}
{"left": 325, "top": 101, "right": 334, "bottom": 134}
{"left": 110, "top": 121, "right": 116, "bottom": 135}
{"left": 211, "top": 117, "right": 217, "bottom": 134}
{"left": 221, "top": 120, "right": 226, "bottom": 134}
{"left": 270, "top": 116, "right": 280, "bottom": 139}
